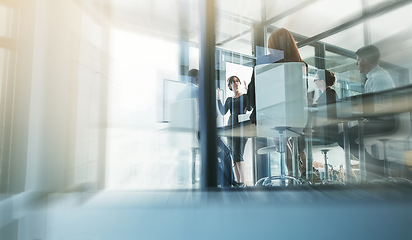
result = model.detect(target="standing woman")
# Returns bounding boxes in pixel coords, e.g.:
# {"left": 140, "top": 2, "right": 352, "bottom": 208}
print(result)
{"left": 217, "top": 76, "right": 251, "bottom": 186}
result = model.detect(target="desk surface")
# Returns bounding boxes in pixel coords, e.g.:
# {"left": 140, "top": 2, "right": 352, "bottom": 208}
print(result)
{"left": 217, "top": 84, "right": 412, "bottom": 137}
{"left": 217, "top": 120, "right": 305, "bottom": 138}
{"left": 336, "top": 83, "right": 412, "bottom": 118}
{"left": 217, "top": 120, "right": 257, "bottom": 137}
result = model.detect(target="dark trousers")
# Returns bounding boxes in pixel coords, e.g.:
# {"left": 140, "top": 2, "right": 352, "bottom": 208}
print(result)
{"left": 217, "top": 138, "right": 235, "bottom": 186}
{"left": 336, "top": 117, "right": 396, "bottom": 178}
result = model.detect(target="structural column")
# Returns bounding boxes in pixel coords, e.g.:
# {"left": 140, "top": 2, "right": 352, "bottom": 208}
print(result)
{"left": 199, "top": 0, "right": 217, "bottom": 189}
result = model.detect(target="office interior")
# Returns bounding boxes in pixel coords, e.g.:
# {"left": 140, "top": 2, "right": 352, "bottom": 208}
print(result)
{"left": 2, "top": 0, "right": 412, "bottom": 239}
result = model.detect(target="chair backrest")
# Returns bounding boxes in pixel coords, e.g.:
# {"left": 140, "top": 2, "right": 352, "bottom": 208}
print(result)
{"left": 169, "top": 98, "right": 198, "bottom": 130}
{"left": 255, "top": 62, "right": 308, "bottom": 137}
{"left": 168, "top": 98, "right": 199, "bottom": 147}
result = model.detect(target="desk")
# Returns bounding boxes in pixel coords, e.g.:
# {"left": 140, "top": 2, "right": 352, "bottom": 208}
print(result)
{"left": 217, "top": 120, "right": 304, "bottom": 138}
{"left": 217, "top": 84, "right": 412, "bottom": 185}
{"left": 336, "top": 84, "right": 412, "bottom": 119}
{"left": 218, "top": 120, "right": 304, "bottom": 185}
{"left": 307, "top": 84, "right": 412, "bottom": 183}
{"left": 333, "top": 84, "right": 412, "bottom": 182}
{"left": 217, "top": 120, "right": 256, "bottom": 138}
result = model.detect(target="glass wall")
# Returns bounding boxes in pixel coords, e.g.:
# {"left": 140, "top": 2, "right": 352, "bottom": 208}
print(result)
{"left": 106, "top": 29, "right": 185, "bottom": 189}
{"left": 1, "top": 0, "right": 412, "bottom": 238}
{"left": 0, "top": 1, "right": 16, "bottom": 192}
{"left": 106, "top": 1, "right": 201, "bottom": 190}
{"left": 0, "top": 0, "right": 412, "bottom": 195}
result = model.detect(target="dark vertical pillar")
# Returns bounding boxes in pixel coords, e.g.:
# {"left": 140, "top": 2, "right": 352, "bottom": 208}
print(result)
{"left": 199, "top": 0, "right": 217, "bottom": 189}
{"left": 252, "top": 23, "right": 265, "bottom": 56}
{"left": 215, "top": 49, "right": 221, "bottom": 89}
{"left": 315, "top": 43, "right": 326, "bottom": 69}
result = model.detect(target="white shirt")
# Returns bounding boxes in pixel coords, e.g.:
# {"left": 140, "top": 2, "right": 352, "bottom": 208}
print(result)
{"left": 364, "top": 66, "right": 395, "bottom": 93}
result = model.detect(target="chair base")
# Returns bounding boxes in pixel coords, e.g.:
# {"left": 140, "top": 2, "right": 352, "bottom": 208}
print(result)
{"left": 321, "top": 179, "right": 344, "bottom": 185}
{"left": 255, "top": 175, "right": 302, "bottom": 187}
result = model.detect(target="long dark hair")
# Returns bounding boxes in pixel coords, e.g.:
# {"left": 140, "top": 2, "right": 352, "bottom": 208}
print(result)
{"left": 268, "top": 28, "right": 304, "bottom": 63}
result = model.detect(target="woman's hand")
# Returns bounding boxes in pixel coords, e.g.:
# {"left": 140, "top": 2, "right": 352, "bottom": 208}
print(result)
{"left": 216, "top": 88, "right": 222, "bottom": 101}
{"left": 244, "top": 80, "right": 248, "bottom": 92}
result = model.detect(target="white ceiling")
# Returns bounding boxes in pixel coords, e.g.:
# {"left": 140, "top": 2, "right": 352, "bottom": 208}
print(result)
{"left": 108, "top": 0, "right": 412, "bottom": 69}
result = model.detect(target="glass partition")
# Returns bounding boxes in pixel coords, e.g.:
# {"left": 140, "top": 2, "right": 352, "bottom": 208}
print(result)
{"left": 2, "top": 1, "right": 412, "bottom": 238}
{"left": 264, "top": 0, "right": 308, "bottom": 20}
{"left": 322, "top": 24, "right": 365, "bottom": 52}
{"left": 0, "top": 3, "right": 15, "bottom": 194}
{"left": 268, "top": 0, "right": 362, "bottom": 37}
{"left": 0, "top": 5, "right": 12, "bottom": 38}
{"left": 217, "top": 31, "right": 253, "bottom": 56}
{"left": 106, "top": 34, "right": 199, "bottom": 189}
{"left": 325, "top": 51, "right": 362, "bottom": 98}
{"left": 368, "top": 5, "right": 412, "bottom": 43}
{"left": 1, "top": 0, "right": 412, "bottom": 195}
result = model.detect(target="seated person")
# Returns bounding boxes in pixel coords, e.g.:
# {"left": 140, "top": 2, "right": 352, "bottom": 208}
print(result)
{"left": 177, "top": 68, "right": 199, "bottom": 100}
{"left": 298, "top": 69, "right": 338, "bottom": 178}
{"left": 336, "top": 45, "right": 396, "bottom": 179}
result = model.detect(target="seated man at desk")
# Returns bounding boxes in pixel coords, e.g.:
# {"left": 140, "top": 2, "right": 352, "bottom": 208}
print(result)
{"left": 337, "top": 45, "right": 396, "bottom": 179}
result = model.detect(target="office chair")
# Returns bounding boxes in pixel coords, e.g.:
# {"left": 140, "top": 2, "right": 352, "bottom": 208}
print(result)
{"left": 312, "top": 138, "right": 339, "bottom": 184}
{"left": 169, "top": 98, "right": 199, "bottom": 184}
{"left": 254, "top": 62, "right": 308, "bottom": 186}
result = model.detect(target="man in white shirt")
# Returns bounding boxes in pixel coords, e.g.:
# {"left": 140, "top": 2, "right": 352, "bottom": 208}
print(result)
{"left": 356, "top": 45, "right": 395, "bottom": 93}
{"left": 337, "top": 45, "right": 397, "bottom": 180}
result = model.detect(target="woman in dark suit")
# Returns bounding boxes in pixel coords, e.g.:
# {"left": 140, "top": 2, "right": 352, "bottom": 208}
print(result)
{"left": 218, "top": 76, "right": 251, "bottom": 186}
